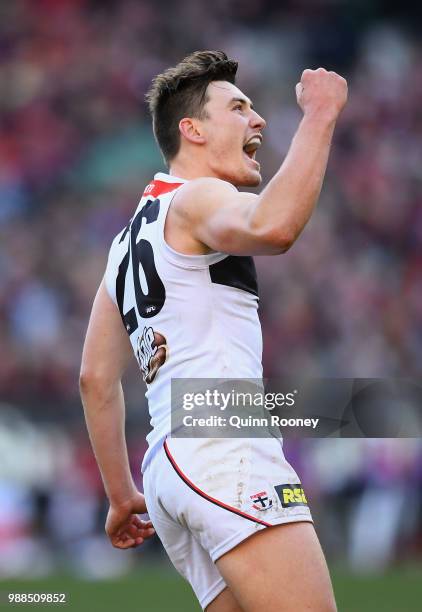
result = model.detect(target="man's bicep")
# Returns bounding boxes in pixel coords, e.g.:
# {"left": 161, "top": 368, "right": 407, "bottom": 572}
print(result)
{"left": 197, "top": 192, "right": 263, "bottom": 255}
{"left": 177, "top": 179, "right": 265, "bottom": 255}
{"left": 81, "top": 279, "right": 134, "bottom": 381}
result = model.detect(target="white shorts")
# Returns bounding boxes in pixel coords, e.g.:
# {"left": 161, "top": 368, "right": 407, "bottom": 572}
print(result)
{"left": 143, "top": 437, "right": 313, "bottom": 610}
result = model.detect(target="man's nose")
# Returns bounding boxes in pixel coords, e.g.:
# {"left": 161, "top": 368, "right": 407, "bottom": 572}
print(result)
{"left": 250, "top": 110, "right": 266, "bottom": 130}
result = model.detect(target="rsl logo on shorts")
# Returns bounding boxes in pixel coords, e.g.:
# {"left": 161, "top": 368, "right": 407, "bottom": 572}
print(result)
{"left": 250, "top": 491, "right": 273, "bottom": 511}
{"left": 274, "top": 484, "right": 308, "bottom": 508}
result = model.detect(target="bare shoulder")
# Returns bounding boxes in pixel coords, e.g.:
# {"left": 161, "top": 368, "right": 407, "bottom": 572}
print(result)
{"left": 172, "top": 177, "right": 238, "bottom": 221}
{"left": 180, "top": 176, "right": 238, "bottom": 198}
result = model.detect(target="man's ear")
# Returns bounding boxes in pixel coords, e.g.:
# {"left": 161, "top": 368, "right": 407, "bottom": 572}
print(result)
{"left": 179, "top": 118, "right": 206, "bottom": 145}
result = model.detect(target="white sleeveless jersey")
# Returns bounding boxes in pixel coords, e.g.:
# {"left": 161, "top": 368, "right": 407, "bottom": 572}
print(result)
{"left": 104, "top": 173, "right": 263, "bottom": 470}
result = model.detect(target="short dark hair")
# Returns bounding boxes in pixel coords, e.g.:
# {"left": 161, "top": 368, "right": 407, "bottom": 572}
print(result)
{"left": 146, "top": 50, "right": 238, "bottom": 164}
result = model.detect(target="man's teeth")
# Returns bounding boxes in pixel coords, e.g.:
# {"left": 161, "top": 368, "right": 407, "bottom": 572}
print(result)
{"left": 243, "top": 137, "right": 261, "bottom": 154}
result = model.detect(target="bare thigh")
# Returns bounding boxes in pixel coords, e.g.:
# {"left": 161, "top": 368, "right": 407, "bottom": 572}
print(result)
{"left": 216, "top": 522, "right": 337, "bottom": 612}
{"left": 205, "top": 587, "right": 243, "bottom": 612}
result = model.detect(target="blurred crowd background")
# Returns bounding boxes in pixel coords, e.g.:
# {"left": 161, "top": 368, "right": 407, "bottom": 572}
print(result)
{"left": 0, "top": 0, "right": 421, "bottom": 592}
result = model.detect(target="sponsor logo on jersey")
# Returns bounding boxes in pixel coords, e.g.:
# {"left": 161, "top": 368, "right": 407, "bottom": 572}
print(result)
{"left": 274, "top": 483, "right": 308, "bottom": 508}
{"left": 136, "top": 326, "right": 167, "bottom": 383}
{"left": 250, "top": 491, "right": 273, "bottom": 511}
{"left": 142, "top": 179, "right": 184, "bottom": 199}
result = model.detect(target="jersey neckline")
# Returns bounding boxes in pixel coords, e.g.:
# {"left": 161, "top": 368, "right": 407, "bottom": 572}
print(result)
{"left": 154, "top": 172, "right": 188, "bottom": 183}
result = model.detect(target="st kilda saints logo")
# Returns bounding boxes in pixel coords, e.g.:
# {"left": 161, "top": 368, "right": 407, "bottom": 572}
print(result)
{"left": 250, "top": 491, "right": 273, "bottom": 511}
{"left": 137, "top": 326, "right": 168, "bottom": 383}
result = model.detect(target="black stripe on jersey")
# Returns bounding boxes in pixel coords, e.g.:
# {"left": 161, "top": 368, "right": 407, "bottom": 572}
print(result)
{"left": 209, "top": 256, "right": 258, "bottom": 297}
{"left": 116, "top": 250, "right": 139, "bottom": 335}
{"left": 119, "top": 222, "right": 131, "bottom": 243}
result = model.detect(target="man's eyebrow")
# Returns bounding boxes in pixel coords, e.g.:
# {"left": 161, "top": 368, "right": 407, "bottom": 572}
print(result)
{"left": 229, "top": 97, "right": 254, "bottom": 110}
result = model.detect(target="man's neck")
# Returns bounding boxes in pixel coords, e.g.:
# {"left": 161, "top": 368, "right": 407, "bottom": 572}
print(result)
{"left": 169, "top": 153, "right": 219, "bottom": 182}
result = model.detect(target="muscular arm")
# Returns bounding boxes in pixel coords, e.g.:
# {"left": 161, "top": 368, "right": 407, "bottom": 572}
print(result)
{"left": 80, "top": 280, "right": 155, "bottom": 548}
{"left": 172, "top": 68, "right": 347, "bottom": 256}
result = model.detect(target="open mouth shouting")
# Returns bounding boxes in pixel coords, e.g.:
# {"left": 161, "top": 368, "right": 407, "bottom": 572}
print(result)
{"left": 243, "top": 134, "right": 262, "bottom": 167}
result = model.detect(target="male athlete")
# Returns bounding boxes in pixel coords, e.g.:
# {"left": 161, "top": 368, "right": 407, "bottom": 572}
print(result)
{"left": 80, "top": 51, "right": 347, "bottom": 611}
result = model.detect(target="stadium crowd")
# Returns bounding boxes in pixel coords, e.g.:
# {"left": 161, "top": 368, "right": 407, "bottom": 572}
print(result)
{"left": 0, "top": 0, "right": 421, "bottom": 576}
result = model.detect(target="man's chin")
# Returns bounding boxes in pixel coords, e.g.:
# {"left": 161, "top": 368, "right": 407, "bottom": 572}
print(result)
{"left": 212, "top": 163, "right": 262, "bottom": 187}
{"left": 237, "top": 169, "right": 262, "bottom": 188}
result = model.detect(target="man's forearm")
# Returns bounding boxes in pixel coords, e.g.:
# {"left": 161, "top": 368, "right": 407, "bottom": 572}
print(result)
{"left": 250, "top": 113, "right": 336, "bottom": 249}
{"left": 80, "top": 377, "right": 137, "bottom": 505}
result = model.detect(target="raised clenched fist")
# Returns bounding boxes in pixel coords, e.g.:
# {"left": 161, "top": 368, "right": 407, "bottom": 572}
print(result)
{"left": 295, "top": 68, "right": 348, "bottom": 121}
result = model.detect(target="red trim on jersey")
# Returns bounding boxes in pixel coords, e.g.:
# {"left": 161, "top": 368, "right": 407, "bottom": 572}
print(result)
{"left": 163, "top": 439, "right": 272, "bottom": 528}
{"left": 143, "top": 180, "right": 183, "bottom": 198}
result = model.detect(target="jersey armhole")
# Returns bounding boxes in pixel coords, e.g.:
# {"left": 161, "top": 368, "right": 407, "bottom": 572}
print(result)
{"left": 104, "top": 232, "right": 125, "bottom": 306}
{"left": 104, "top": 270, "right": 117, "bottom": 305}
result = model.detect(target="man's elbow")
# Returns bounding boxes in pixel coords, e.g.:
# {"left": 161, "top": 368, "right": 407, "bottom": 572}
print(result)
{"left": 79, "top": 368, "right": 110, "bottom": 398}
{"left": 79, "top": 369, "right": 94, "bottom": 398}
{"left": 248, "top": 216, "right": 296, "bottom": 254}
{"left": 260, "top": 227, "right": 296, "bottom": 254}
